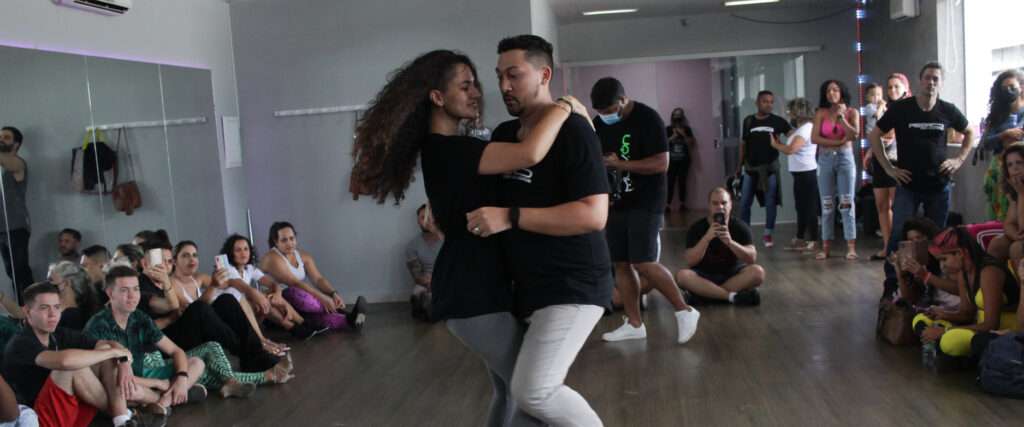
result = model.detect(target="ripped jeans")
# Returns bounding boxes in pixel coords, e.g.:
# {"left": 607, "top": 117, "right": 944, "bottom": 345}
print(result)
{"left": 817, "top": 147, "right": 857, "bottom": 241}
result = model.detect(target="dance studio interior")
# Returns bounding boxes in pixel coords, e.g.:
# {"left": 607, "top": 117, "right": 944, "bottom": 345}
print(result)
{"left": 0, "top": 0, "right": 1023, "bottom": 426}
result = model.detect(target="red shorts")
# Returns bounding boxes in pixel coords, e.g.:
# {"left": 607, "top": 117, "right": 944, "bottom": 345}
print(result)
{"left": 34, "top": 377, "right": 97, "bottom": 427}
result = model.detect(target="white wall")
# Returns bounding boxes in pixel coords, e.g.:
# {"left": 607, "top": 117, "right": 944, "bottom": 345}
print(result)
{"left": 0, "top": 0, "right": 249, "bottom": 236}
{"left": 530, "top": 0, "right": 560, "bottom": 64}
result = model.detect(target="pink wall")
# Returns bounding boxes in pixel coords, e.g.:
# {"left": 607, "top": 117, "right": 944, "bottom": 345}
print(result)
{"left": 564, "top": 59, "right": 719, "bottom": 209}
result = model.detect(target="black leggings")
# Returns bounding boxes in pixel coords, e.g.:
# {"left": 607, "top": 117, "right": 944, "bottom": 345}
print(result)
{"left": 0, "top": 228, "right": 35, "bottom": 304}
{"left": 792, "top": 170, "right": 820, "bottom": 241}
{"left": 163, "top": 295, "right": 279, "bottom": 372}
{"left": 667, "top": 159, "right": 690, "bottom": 206}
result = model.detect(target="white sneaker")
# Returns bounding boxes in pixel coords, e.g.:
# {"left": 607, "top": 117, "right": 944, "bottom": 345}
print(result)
{"left": 675, "top": 308, "right": 700, "bottom": 344}
{"left": 601, "top": 318, "right": 647, "bottom": 342}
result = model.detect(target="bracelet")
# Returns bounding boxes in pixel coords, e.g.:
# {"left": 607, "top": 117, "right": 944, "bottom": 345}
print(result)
{"left": 508, "top": 207, "right": 520, "bottom": 230}
{"left": 556, "top": 97, "right": 573, "bottom": 114}
{"left": 174, "top": 371, "right": 189, "bottom": 380}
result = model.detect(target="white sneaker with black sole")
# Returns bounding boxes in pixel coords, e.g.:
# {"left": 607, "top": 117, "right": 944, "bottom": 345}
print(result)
{"left": 601, "top": 318, "right": 647, "bottom": 342}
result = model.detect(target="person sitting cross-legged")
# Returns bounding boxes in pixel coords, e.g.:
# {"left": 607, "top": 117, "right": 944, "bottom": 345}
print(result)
{"left": 675, "top": 187, "right": 764, "bottom": 306}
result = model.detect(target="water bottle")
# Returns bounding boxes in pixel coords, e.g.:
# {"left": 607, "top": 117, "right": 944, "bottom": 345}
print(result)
{"left": 922, "top": 341, "right": 937, "bottom": 371}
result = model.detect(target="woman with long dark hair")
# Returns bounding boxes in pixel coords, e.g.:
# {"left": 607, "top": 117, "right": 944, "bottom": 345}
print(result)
{"left": 665, "top": 107, "right": 695, "bottom": 211}
{"left": 986, "top": 144, "right": 1024, "bottom": 265}
{"left": 350, "top": 49, "right": 588, "bottom": 426}
{"left": 864, "top": 74, "right": 912, "bottom": 260}
{"left": 981, "top": 70, "right": 1024, "bottom": 222}
{"left": 811, "top": 79, "right": 860, "bottom": 260}
{"left": 912, "top": 227, "right": 1020, "bottom": 358}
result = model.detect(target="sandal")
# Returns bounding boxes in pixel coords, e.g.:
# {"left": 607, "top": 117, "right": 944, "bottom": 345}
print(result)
{"left": 846, "top": 251, "right": 859, "bottom": 261}
{"left": 815, "top": 251, "right": 828, "bottom": 260}
{"left": 262, "top": 339, "right": 289, "bottom": 356}
{"left": 266, "top": 361, "right": 295, "bottom": 384}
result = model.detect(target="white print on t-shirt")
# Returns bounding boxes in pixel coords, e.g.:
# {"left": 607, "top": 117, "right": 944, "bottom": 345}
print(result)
{"left": 749, "top": 126, "right": 776, "bottom": 133}
{"left": 618, "top": 134, "right": 634, "bottom": 193}
{"left": 908, "top": 122, "right": 946, "bottom": 131}
{"left": 504, "top": 168, "right": 533, "bottom": 184}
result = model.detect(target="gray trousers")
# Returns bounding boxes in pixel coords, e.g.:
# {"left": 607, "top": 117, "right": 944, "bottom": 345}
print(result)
{"left": 447, "top": 312, "right": 545, "bottom": 427}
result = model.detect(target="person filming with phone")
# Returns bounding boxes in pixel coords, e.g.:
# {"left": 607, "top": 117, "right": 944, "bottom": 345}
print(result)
{"left": 675, "top": 187, "right": 764, "bottom": 305}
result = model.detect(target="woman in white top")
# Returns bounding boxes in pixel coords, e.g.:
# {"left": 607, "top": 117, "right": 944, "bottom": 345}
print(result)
{"left": 772, "top": 97, "right": 819, "bottom": 252}
{"left": 170, "top": 241, "right": 288, "bottom": 357}
{"left": 219, "top": 234, "right": 317, "bottom": 339}
{"left": 260, "top": 222, "right": 367, "bottom": 332}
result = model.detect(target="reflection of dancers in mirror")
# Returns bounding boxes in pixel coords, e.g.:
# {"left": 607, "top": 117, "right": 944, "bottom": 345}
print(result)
{"left": 351, "top": 49, "right": 587, "bottom": 426}
{"left": 0, "top": 126, "right": 34, "bottom": 302}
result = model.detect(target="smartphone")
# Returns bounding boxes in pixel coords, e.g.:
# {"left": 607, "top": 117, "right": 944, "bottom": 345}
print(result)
{"left": 147, "top": 248, "right": 163, "bottom": 267}
{"left": 214, "top": 254, "right": 229, "bottom": 270}
{"left": 713, "top": 212, "right": 725, "bottom": 225}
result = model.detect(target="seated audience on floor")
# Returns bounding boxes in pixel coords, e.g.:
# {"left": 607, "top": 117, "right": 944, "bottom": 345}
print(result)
{"left": 887, "top": 217, "right": 960, "bottom": 309}
{"left": 135, "top": 237, "right": 283, "bottom": 374}
{"left": 3, "top": 282, "right": 138, "bottom": 426}
{"left": 47, "top": 261, "right": 101, "bottom": 330}
{"left": 0, "top": 373, "right": 37, "bottom": 427}
{"left": 969, "top": 257, "right": 1024, "bottom": 364}
{"left": 220, "top": 235, "right": 317, "bottom": 339}
{"left": 406, "top": 204, "right": 441, "bottom": 321}
{"left": 113, "top": 243, "right": 144, "bottom": 271}
{"left": 980, "top": 69, "right": 1024, "bottom": 221}
{"left": 986, "top": 143, "right": 1024, "bottom": 264}
{"left": 171, "top": 240, "right": 290, "bottom": 358}
{"left": 675, "top": 187, "right": 763, "bottom": 306}
{"left": 84, "top": 266, "right": 207, "bottom": 418}
{"left": 132, "top": 230, "right": 169, "bottom": 247}
{"left": 56, "top": 229, "right": 81, "bottom": 263}
{"left": 260, "top": 221, "right": 367, "bottom": 333}
{"left": 913, "top": 227, "right": 1020, "bottom": 358}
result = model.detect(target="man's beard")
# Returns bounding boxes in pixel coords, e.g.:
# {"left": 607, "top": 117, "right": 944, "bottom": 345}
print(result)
{"left": 504, "top": 85, "right": 542, "bottom": 117}
{"left": 0, "top": 145, "right": 13, "bottom": 153}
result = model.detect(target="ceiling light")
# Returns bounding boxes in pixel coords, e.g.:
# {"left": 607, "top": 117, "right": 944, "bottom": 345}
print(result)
{"left": 582, "top": 8, "right": 638, "bottom": 16}
{"left": 724, "top": 0, "right": 780, "bottom": 6}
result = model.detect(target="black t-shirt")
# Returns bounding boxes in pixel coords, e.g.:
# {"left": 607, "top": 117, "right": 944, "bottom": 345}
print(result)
{"left": 2, "top": 327, "right": 97, "bottom": 405}
{"left": 420, "top": 134, "right": 513, "bottom": 320}
{"left": 666, "top": 125, "right": 693, "bottom": 163}
{"left": 742, "top": 114, "right": 791, "bottom": 167}
{"left": 492, "top": 115, "right": 614, "bottom": 316}
{"left": 876, "top": 97, "right": 969, "bottom": 193}
{"left": 138, "top": 274, "right": 171, "bottom": 320}
{"left": 685, "top": 217, "right": 754, "bottom": 274}
{"left": 594, "top": 102, "right": 668, "bottom": 212}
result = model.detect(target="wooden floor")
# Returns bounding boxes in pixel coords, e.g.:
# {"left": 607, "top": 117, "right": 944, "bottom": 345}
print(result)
{"left": 172, "top": 210, "right": 1024, "bottom": 426}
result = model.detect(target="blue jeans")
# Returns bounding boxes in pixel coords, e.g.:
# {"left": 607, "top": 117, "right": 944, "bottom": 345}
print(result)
{"left": 739, "top": 169, "right": 778, "bottom": 233}
{"left": 817, "top": 148, "right": 857, "bottom": 241}
{"left": 884, "top": 183, "right": 952, "bottom": 279}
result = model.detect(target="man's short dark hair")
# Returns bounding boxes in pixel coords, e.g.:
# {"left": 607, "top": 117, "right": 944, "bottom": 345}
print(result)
{"left": 115, "top": 244, "right": 144, "bottom": 264}
{"left": 140, "top": 238, "right": 172, "bottom": 253}
{"left": 497, "top": 35, "right": 554, "bottom": 69}
{"left": 757, "top": 90, "right": 774, "bottom": 100}
{"left": 104, "top": 265, "right": 139, "bottom": 290}
{"left": 919, "top": 62, "right": 943, "bottom": 79}
{"left": 60, "top": 228, "right": 82, "bottom": 242}
{"left": 83, "top": 244, "right": 110, "bottom": 260}
{"left": 1, "top": 126, "right": 23, "bottom": 144}
{"left": 22, "top": 282, "right": 59, "bottom": 307}
{"left": 590, "top": 77, "right": 626, "bottom": 110}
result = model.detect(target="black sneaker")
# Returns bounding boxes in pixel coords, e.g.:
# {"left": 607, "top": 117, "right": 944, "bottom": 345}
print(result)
{"left": 410, "top": 295, "right": 424, "bottom": 320}
{"left": 346, "top": 296, "right": 367, "bottom": 332}
{"left": 289, "top": 322, "right": 316, "bottom": 339}
{"left": 733, "top": 289, "right": 761, "bottom": 306}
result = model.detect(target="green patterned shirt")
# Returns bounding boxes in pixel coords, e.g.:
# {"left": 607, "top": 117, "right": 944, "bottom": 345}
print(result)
{"left": 84, "top": 307, "right": 164, "bottom": 375}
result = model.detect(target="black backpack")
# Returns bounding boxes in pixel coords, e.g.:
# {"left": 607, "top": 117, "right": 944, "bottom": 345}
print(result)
{"left": 978, "top": 332, "right": 1024, "bottom": 398}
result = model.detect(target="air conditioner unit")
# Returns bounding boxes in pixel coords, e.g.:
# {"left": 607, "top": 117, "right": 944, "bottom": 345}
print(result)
{"left": 890, "top": 0, "right": 919, "bottom": 21}
{"left": 54, "top": 0, "right": 132, "bottom": 16}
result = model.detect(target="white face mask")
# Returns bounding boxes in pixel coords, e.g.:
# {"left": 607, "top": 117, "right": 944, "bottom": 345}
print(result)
{"left": 598, "top": 112, "right": 621, "bottom": 125}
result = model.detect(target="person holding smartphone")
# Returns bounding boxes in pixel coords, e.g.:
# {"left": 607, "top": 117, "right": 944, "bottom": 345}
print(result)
{"left": 675, "top": 187, "right": 763, "bottom": 305}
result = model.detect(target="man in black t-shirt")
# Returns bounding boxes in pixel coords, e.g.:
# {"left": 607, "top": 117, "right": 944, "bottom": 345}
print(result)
{"left": 869, "top": 62, "right": 975, "bottom": 278}
{"left": 2, "top": 283, "right": 137, "bottom": 426}
{"left": 676, "top": 188, "right": 764, "bottom": 305}
{"left": 738, "top": 91, "right": 791, "bottom": 248}
{"left": 462, "top": 34, "right": 606, "bottom": 425}
{"left": 589, "top": 78, "right": 698, "bottom": 344}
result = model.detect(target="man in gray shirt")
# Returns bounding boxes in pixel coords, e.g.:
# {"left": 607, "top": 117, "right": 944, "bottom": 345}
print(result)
{"left": 0, "top": 126, "right": 33, "bottom": 303}
{"left": 406, "top": 204, "right": 442, "bottom": 321}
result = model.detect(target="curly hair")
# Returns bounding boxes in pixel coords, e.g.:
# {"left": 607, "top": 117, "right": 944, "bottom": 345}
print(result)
{"left": 351, "top": 50, "right": 478, "bottom": 205}
{"left": 818, "top": 79, "right": 851, "bottom": 109}
{"left": 785, "top": 97, "right": 814, "bottom": 125}
{"left": 985, "top": 69, "right": 1024, "bottom": 131}
{"left": 1001, "top": 142, "right": 1024, "bottom": 201}
{"left": 220, "top": 234, "right": 257, "bottom": 267}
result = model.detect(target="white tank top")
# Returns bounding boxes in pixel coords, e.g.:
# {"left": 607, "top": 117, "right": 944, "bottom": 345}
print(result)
{"left": 178, "top": 276, "right": 201, "bottom": 305}
{"left": 273, "top": 247, "right": 307, "bottom": 284}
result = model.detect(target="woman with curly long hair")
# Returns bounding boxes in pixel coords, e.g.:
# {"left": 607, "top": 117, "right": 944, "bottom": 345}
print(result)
{"left": 811, "top": 79, "right": 860, "bottom": 260}
{"left": 350, "top": 49, "right": 588, "bottom": 427}
{"left": 981, "top": 69, "right": 1024, "bottom": 222}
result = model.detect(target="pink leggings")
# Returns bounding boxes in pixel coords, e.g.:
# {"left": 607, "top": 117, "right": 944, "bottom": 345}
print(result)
{"left": 283, "top": 287, "right": 349, "bottom": 330}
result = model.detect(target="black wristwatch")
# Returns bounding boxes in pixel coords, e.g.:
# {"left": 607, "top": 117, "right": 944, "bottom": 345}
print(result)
{"left": 174, "top": 371, "right": 189, "bottom": 381}
{"left": 508, "top": 207, "right": 520, "bottom": 230}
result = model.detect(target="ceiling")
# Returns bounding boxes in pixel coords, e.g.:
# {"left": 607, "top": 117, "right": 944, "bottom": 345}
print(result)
{"left": 549, "top": 0, "right": 853, "bottom": 24}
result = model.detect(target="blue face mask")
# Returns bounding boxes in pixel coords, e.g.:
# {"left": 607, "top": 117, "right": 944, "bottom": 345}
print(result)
{"left": 598, "top": 112, "right": 621, "bottom": 125}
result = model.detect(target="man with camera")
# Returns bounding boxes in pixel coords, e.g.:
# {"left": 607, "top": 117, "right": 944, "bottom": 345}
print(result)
{"left": 676, "top": 187, "right": 763, "bottom": 305}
